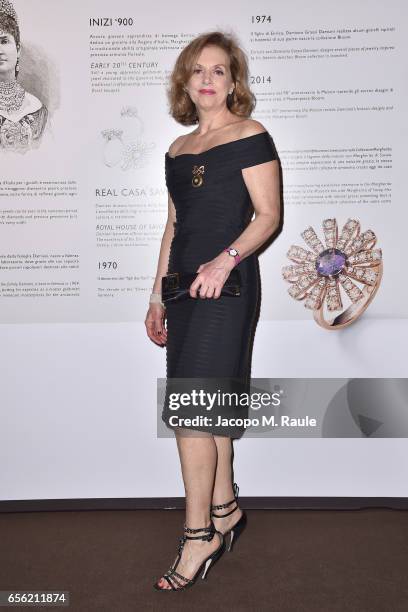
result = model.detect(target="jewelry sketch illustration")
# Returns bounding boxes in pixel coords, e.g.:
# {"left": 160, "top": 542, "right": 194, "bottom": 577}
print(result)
{"left": 101, "top": 106, "right": 155, "bottom": 171}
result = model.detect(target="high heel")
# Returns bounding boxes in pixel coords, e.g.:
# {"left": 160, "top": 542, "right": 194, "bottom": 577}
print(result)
{"left": 153, "top": 521, "right": 225, "bottom": 591}
{"left": 211, "top": 482, "right": 247, "bottom": 553}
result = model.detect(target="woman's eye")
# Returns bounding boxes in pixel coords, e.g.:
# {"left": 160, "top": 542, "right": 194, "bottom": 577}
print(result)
{"left": 193, "top": 68, "right": 224, "bottom": 74}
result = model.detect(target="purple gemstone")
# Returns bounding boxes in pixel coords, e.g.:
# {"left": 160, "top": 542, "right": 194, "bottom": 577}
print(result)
{"left": 316, "top": 248, "right": 346, "bottom": 277}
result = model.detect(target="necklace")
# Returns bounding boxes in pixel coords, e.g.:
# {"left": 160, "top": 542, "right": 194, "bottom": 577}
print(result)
{"left": 0, "top": 80, "right": 25, "bottom": 113}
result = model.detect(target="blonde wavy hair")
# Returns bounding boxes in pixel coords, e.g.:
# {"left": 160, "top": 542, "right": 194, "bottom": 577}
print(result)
{"left": 167, "top": 30, "right": 256, "bottom": 126}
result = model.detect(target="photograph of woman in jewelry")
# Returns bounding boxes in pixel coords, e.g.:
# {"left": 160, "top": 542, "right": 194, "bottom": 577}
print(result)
{"left": 0, "top": 0, "right": 47, "bottom": 152}
{"left": 145, "top": 30, "right": 281, "bottom": 591}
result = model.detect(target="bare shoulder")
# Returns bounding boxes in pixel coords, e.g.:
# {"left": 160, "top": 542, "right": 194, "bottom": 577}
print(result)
{"left": 167, "top": 133, "right": 189, "bottom": 157}
{"left": 238, "top": 118, "right": 268, "bottom": 138}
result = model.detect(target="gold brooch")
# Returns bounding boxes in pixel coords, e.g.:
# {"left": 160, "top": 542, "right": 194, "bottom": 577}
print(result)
{"left": 192, "top": 164, "right": 205, "bottom": 187}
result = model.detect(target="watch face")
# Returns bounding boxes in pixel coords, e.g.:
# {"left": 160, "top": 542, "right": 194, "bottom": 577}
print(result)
{"left": 229, "top": 248, "right": 238, "bottom": 256}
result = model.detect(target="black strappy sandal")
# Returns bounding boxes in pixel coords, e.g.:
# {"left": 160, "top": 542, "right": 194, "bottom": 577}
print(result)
{"left": 153, "top": 521, "right": 225, "bottom": 591}
{"left": 211, "top": 482, "right": 247, "bottom": 553}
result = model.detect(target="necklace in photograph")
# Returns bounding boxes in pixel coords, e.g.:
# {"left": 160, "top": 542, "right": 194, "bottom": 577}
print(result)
{"left": 0, "top": 80, "right": 25, "bottom": 113}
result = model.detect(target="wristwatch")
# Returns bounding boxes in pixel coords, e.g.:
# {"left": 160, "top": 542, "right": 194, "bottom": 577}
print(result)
{"left": 224, "top": 247, "right": 241, "bottom": 266}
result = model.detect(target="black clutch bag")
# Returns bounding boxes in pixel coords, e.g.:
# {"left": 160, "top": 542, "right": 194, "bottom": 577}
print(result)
{"left": 162, "top": 268, "right": 242, "bottom": 304}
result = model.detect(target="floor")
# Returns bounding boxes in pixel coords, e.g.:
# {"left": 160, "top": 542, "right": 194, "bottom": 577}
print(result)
{"left": 1, "top": 508, "right": 407, "bottom": 611}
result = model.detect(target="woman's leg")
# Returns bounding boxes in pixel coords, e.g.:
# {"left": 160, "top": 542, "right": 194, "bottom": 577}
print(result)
{"left": 155, "top": 429, "right": 222, "bottom": 590}
{"left": 211, "top": 436, "right": 243, "bottom": 534}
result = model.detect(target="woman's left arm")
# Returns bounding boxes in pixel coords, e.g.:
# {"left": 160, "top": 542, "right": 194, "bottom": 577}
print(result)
{"left": 190, "top": 159, "right": 281, "bottom": 299}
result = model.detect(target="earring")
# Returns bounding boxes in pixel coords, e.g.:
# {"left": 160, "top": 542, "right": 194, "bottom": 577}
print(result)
{"left": 15, "top": 58, "right": 20, "bottom": 74}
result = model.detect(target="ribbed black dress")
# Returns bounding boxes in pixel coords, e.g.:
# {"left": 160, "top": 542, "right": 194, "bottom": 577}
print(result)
{"left": 162, "top": 131, "right": 278, "bottom": 437}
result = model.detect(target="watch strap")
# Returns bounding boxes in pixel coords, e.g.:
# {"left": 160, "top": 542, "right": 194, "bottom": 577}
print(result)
{"left": 224, "top": 247, "right": 241, "bottom": 265}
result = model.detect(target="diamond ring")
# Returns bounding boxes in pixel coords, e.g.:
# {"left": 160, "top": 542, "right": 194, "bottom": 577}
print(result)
{"left": 282, "top": 218, "right": 383, "bottom": 329}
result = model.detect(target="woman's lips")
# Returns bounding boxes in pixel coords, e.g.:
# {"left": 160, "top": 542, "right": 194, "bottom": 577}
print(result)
{"left": 199, "top": 89, "right": 216, "bottom": 94}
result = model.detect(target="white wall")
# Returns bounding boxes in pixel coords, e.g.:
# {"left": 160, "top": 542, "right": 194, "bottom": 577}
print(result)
{"left": 1, "top": 319, "right": 406, "bottom": 500}
{"left": 1, "top": 0, "right": 407, "bottom": 501}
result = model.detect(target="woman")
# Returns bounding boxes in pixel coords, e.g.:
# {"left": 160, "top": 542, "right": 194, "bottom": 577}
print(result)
{"left": 0, "top": 0, "right": 47, "bottom": 152}
{"left": 145, "top": 30, "right": 281, "bottom": 591}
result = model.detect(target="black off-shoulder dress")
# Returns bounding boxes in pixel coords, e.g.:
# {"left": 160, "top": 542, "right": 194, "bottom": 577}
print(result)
{"left": 162, "top": 131, "right": 278, "bottom": 437}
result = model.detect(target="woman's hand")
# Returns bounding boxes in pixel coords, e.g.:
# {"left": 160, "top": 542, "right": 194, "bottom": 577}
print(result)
{"left": 190, "top": 252, "right": 235, "bottom": 299}
{"left": 145, "top": 303, "right": 167, "bottom": 345}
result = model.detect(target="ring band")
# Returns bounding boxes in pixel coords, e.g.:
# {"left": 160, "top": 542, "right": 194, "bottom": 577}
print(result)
{"left": 282, "top": 218, "right": 383, "bottom": 330}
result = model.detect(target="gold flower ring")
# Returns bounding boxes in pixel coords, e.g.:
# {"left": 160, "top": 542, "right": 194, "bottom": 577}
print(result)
{"left": 282, "top": 218, "right": 383, "bottom": 330}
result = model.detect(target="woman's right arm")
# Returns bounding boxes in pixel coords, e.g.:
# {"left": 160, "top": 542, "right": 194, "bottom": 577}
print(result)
{"left": 151, "top": 192, "right": 177, "bottom": 294}
{"left": 145, "top": 136, "right": 185, "bottom": 346}
{"left": 144, "top": 182, "right": 177, "bottom": 346}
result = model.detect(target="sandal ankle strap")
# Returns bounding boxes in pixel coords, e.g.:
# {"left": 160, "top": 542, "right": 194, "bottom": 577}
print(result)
{"left": 211, "top": 498, "right": 236, "bottom": 511}
{"left": 211, "top": 504, "right": 238, "bottom": 518}
{"left": 211, "top": 482, "right": 239, "bottom": 514}
{"left": 183, "top": 521, "right": 216, "bottom": 541}
{"left": 184, "top": 523, "right": 214, "bottom": 534}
